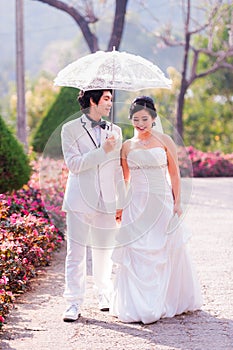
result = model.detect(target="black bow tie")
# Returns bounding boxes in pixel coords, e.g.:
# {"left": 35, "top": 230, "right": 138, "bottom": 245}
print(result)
{"left": 91, "top": 120, "right": 106, "bottom": 129}
{"left": 85, "top": 114, "right": 107, "bottom": 129}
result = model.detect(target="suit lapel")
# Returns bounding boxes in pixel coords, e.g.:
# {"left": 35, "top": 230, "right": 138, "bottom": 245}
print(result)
{"left": 81, "top": 115, "right": 111, "bottom": 148}
{"left": 81, "top": 116, "right": 98, "bottom": 148}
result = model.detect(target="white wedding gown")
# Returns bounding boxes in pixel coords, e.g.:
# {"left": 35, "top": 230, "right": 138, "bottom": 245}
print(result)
{"left": 110, "top": 147, "right": 203, "bottom": 324}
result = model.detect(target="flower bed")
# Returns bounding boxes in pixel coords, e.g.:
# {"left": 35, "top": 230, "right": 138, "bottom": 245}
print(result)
{"left": 178, "top": 146, "right": 233, "bottom": 177}
{"left": 0, "top": 157, "right": 66, "bottom": 329}
{"left": 31, "top": 156, "right": 68, "bottom": 233}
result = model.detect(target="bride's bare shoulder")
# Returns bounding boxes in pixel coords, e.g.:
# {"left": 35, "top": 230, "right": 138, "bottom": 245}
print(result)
{"left": 151, "top": 130, "right": 176, "bottom": 150}
{"left": 152, "top": 130, "right": 173, "bottom": 142}
{"left": 122, "top": 138, "right": 135, "bottom": 156}
{"left": 122, "top": 138, "right": 134, "bottom": 148}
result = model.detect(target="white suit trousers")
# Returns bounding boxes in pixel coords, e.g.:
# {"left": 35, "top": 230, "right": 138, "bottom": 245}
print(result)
{"left": 63, "top": 210, "right": 117, "bottom": 305}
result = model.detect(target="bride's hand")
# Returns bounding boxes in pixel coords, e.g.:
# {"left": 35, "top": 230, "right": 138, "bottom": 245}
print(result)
{"left": 173, "top": 203, "right": 182, "bottom": 217}
{"left": 116, "top": 209, "right": 123, "bottom": 223}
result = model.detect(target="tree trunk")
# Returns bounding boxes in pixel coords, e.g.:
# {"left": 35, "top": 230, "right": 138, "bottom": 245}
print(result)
{"left": 108, "top": 0, "right": 128, "bottom": 51}
{"left": 16, "top": 0, "right": 27, "bottom": 148}
{"left": 176, "top": 85, "right": 186, "bottom": 144}
{"left": 175, "top": 0, "right": 190, "bottom": 144}
{"left": 176, "top": 41, "right": 189, "bottom": 144}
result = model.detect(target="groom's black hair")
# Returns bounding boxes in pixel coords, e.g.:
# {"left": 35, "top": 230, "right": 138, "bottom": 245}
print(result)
{"left": 129, "top": 96, "right": 157, "bottom": 119}
{"left": 78, "top": 89, "right": 112, "bottom": 110}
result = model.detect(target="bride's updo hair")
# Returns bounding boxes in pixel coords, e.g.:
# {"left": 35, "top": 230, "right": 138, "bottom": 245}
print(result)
{"left": 129, "top": 96, "right": 157, "bottom": 119}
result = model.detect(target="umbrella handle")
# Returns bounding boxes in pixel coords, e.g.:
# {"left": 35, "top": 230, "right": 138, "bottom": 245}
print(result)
{"left": 110, "top": 89, "right": 115, "bottom": 130}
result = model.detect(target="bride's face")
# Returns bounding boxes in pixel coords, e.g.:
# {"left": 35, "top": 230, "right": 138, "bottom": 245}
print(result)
{"left": 131, "top": 109, "right": 153, "bottom": 134}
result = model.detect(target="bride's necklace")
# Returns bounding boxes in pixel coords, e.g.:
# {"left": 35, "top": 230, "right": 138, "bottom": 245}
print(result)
{"left": 138, "top": 135, "right": 152, "bottom": 146}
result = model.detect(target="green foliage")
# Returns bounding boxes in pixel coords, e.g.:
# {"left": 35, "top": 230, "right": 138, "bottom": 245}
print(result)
{"left": 32, "top": 87, "right": 80, "bottom": 157}
{"left": 205, "top": 68, "right": 233, "bottom": 98}
{"left": 186, "top": 7, "right": 233, "bottom": 153}
{"left": 193, "top": 4, "right": 233, "bottom": 97}
{"left": 0, "top": 116, "right": 31, "bottom": 193}
{"left": 121, "top": 124, "right": 134, "bottom": 141}
{"left": 26, "top": 75, "right": 60, "bottom": 140}
{"left": 183, "top": 80, "right": 233, "bottom": 153}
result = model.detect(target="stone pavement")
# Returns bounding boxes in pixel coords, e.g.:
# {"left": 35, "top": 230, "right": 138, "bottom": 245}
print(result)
{"left": 1, "top": 178, "right": 233, "bottom": 350}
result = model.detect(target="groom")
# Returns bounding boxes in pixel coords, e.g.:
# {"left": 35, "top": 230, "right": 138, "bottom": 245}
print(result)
{"left": 61, "top": 89, "right": 123, "bottom": 322}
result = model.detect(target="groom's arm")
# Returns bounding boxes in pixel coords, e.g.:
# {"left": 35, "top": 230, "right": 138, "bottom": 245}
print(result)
{"left": 61, "top": 123, "right": 107, "bottom": 174}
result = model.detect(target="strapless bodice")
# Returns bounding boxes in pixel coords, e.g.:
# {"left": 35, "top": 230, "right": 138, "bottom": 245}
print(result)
{"left": 127, "top": 147, "right": 171, "bottom": 194}
{"left": 127, "top": 147, "right": 167, "bottom": 169}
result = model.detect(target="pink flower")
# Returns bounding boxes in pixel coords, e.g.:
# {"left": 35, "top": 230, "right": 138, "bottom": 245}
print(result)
{"left": 16, "top": 246, "right": 22, "bottom": 254}
{"left": 57, "top": 236, "right": 63, "bottom": 243}
{"left": 0, "top": 315, "right": 5, "bottom": 323}
{"left": 0, "top": 276, "right": 8, "bottom": 285}
{"left": 33, "top": 229, "right": 39, "bottom": 237}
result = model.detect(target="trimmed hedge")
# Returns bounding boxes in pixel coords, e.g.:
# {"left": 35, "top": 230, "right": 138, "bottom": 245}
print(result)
{"left": 0, "top": 116, "right": 31, "bottom": 193}
{"left": 32, "top": 87, "right": 80, "bottom": 157}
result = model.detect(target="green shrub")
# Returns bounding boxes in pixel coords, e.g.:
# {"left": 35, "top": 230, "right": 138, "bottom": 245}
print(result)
{"left": 0, "top": 116, "right": 31, "bottom": 193}
{"left": 32, "top": 87, "right": 80, "bottom": 157}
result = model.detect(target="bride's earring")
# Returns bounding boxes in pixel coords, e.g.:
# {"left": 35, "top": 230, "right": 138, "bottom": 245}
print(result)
{"left": 152, "top": 121, "right": 156, "bottom": 127}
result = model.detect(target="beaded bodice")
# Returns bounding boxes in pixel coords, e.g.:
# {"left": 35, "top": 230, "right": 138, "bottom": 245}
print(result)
{"left": 127, "top": 147, "right": 170, "bottom": 194}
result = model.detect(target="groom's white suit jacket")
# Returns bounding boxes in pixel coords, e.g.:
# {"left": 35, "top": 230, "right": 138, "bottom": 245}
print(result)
{"left": 61, "top": 114, "right": 124, "bottom": 214}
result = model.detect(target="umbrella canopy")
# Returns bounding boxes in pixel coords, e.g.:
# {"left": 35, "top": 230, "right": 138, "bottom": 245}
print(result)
{"left": 54, "top": 49, "right": 172, "bottom": 91}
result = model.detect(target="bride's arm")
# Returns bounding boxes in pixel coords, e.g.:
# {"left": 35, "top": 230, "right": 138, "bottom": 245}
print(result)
{"left": 121, "top": 141, "right": 130, "bottom": 183}
{"left": 115, "top": 142, "right": 131, "bottom": 222}
{"left": 163, "top": 134, "right": 182, "bottom": 216}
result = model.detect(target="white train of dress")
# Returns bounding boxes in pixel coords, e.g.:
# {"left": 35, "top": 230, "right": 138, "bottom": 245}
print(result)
{"left": 110, "top": 147, "right": 202, "bottom": 324}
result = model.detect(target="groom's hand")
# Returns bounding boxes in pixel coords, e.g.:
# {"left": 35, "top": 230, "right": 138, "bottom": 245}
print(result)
{"left": 103, "top": 135, "right": 117, "bottom": 153}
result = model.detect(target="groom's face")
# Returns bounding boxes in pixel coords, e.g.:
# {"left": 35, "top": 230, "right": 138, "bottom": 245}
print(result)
{"left": 94, "top": 91, "right": 112, "bottom": 118}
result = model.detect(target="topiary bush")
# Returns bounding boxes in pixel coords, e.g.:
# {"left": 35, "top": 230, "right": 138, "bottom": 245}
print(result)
{"left": 32, "top": 87, "right": 80, "bottom": 157}
{"left": 0, "top": 116, "right": 31, "bottom": 193}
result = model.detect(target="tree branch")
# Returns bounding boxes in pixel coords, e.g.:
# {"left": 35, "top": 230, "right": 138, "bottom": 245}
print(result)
{"left": 154, "top": 32, "right": 185, "bottom": 47}
{"left": 194, "top": 47, "right": 233, "bottom": 58}
{"left": 191, "top": 61, "right": 233, "bottom": 82}
{"left": 33, "top": 0, "right": 99, "bottom": 52}
{"left": 188, "top": 47, "right": 233, "bottom": 85}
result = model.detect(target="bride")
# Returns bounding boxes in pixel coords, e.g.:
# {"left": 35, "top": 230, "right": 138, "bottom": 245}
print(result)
{"left": 110, "top": 96, "right": 202, "bottom": 324}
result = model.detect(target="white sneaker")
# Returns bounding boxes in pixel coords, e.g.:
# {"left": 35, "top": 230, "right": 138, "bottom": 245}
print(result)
{"left": 63, "top": 304, "right": 80, "bottom": 322}
{"left": 99, "top": 294, "right": 110, "bottom": 311}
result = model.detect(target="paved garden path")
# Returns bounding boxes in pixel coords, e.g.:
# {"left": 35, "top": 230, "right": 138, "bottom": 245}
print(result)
{"left": 1, "top": 178, "right": 233, "bottom": 350}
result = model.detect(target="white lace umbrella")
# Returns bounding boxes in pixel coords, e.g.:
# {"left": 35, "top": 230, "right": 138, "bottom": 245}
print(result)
{"left": 54, "top": 49, "right": 172, "bottom": 91}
